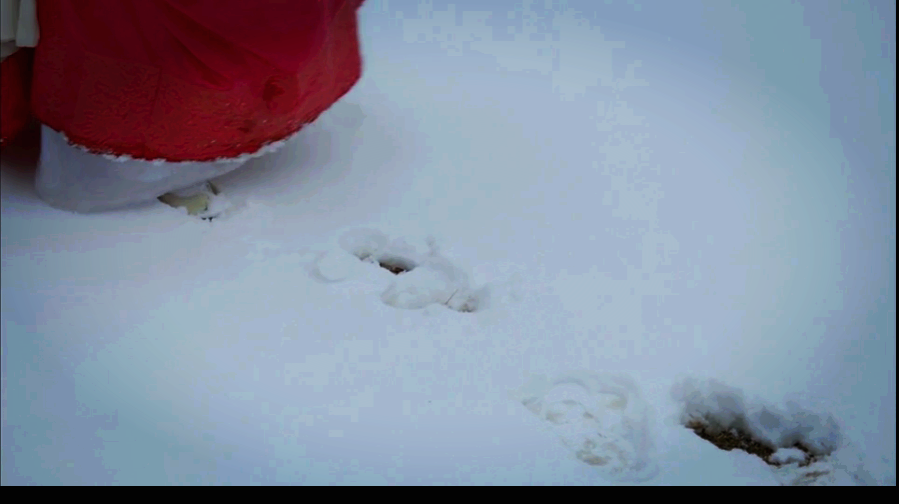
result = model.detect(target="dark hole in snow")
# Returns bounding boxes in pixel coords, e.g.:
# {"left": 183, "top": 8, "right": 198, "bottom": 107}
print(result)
{"left": 381, "top": 263, "right": 410, "bottom": 275}
{"left": 686, "top": 419, "right": 819, "bottom": 467}
{"left": 353, "top": 252, "right": 416, "bottom": 275}
{"left": 377, "top": 256, "right": 416, "bottom": 275}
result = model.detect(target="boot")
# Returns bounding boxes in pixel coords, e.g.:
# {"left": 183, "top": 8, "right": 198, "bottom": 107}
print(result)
{"left": 158, "top": 181, "right": 225, "bottom": 220}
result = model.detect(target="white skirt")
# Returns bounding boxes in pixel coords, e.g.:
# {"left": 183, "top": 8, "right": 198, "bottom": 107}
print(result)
{"left": 35, "top": 125, "right": 249, "bottom": 213}
{"left": 0, "top": 0, "right": 39, "bottom": 61}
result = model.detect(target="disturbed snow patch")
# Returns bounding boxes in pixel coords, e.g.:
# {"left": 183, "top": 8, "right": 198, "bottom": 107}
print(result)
{"left": 670, "top": 377, "right": 879, "bottom": 485}
{"left": 339, "top": 228, "right": 419, "bottom": 276}
{"left": 313, "top": 228, "right": 491, "bottom": 313}
{"left": 671, "top": 377, "right": 841, "bottom": 465}
{"left": 511, "top": 371, "right": 659, "bottom": 483}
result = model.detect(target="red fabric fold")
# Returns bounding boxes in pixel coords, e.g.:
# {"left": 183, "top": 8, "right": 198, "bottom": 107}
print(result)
{"left": 48, "top": 0, "right": 350, "bottom": 90}
{"left": 29, "top": 0, "right": 365, "bottom": 161}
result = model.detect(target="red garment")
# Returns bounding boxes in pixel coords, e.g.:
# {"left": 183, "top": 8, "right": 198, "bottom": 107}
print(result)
{"left": 0, "top": 49, "right": 32, "bottom": 147}
{"left": 26, "top": 0, "right": 365, "bottom": 161}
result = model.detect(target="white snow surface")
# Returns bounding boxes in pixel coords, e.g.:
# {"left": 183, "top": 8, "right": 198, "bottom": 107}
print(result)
{"left": 1, "top": 0, "right": 895, "bottom": 485}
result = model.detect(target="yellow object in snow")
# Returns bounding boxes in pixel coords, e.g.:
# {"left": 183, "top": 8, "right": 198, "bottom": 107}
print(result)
{"left": 158, "top": 181, "right": 221, "bottom": 217}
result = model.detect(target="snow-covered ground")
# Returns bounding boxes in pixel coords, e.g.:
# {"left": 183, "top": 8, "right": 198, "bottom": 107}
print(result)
{"left": 2, "top": 0, "right": 895, "bottom": 485}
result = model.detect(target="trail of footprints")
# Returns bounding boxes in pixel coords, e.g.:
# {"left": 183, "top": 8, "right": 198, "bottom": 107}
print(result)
{"left": 511, "top": 372, "right": 861, "bottom": 485}
{"left": 307, "top": 229, "right": 869, "bottom": 485}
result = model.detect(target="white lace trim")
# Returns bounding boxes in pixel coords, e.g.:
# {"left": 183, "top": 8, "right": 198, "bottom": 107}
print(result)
{"left": 59, "top": 124, "right": 307, "bottom": 166}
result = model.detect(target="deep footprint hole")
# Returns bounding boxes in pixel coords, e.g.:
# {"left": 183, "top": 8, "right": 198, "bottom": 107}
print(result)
{"left": 351, "top": 243, "right": 480, "bottom": 313}
{"left": 686, "top": 418, "right": 822, "bottom": 467}
{"left": 354, "top": 252, "right": 416, "bottom": 275}
{"left": 378, "top": 258, "right": 415, "bottom": 275}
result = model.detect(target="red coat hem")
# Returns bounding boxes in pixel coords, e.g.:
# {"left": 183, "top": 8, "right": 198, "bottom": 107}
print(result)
{"left": 29, "top": 0, "right": 364, "bottom": 162}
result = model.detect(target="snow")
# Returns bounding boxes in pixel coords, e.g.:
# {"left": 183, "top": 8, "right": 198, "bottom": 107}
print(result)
{"left": 1, "top": 0, "right": 895, "bottom": 486}
{"left": 771, "top": 448, "right": 807, "bottom": 465}
{"left": 671, "top": 376, "right": 842, "bottom": 456}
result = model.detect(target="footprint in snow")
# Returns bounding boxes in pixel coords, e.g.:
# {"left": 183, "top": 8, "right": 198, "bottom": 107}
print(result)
{"left": 671, "top": 376, "right": 876, "bottom": 486}
{"left": 308, "top": 228, "right": 490, "bottom": 313}
{"left": 511, "top": 370, "right": 659, "bottom": 483}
